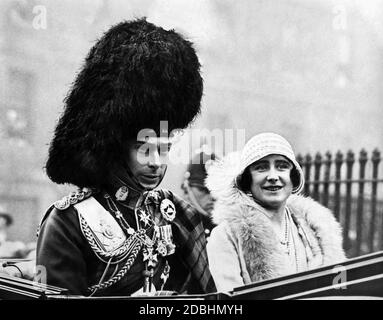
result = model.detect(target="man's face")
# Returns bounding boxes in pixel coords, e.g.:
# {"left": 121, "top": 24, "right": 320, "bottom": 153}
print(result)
{"left": 189, "top": 185, "right": 215, "bottom": 215}
{"left": 249, "top": 154, "right": 294, "bottom": 211}
{"left": 125, "top": 137, "right": 171, "bottom": 190}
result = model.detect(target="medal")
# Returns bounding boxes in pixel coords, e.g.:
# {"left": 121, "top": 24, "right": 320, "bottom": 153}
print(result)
{"left": 138, "top": 209, "right": 152, "bottom": 227}
{"left": 143, "top": 247, "right": 158, "bottom": 268}
{"left": 160, "top": 199, "right": 176, "bottom": 222}
{"left": 159, "top": 225, "right": 172, "bottom": 242}
{"left": 160, "top": 261, "right": 171, "bottom": 290}
{"left": 158, "top": 225, "right": 175, "bottom": 256}
{"left": 146, "top": 190, "right": 160, "bottom": 203}
{"left": 156, "top": 240, "right": 168, "bottom": 256}
{"left": 166, "top": 243, "right": 175, "bottom": 255}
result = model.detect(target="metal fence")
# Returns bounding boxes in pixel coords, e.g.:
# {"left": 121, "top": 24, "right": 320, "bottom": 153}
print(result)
{"left": 296, "top": 149, "right": 383, "bottom": 258}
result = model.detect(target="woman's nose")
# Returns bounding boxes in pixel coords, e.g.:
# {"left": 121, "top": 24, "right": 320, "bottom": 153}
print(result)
{"left": 266, "top": 167, "right": 279, "bottom": 181}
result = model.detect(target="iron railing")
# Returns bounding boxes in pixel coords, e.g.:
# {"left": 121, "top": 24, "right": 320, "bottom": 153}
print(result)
{"left": 296, "top": 149, "right": 382, "bottom": 258}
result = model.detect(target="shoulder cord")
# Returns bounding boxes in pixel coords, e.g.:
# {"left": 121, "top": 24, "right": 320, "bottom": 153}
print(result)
{"left": 79, "top": 215, "right": 145, "bottom": 293}
{"left": 88, "top": 237, "right": 143, "bottom": 293}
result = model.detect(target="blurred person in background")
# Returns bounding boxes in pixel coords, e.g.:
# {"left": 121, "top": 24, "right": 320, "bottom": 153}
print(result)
{"left": 181, "top": 147, "right": 217, "bottom": 238}
{"left": 0, "top": 208, "right": 36, "bottom": 280}
{"left": 0, "top": 209, "right": 27, "bottom": 259}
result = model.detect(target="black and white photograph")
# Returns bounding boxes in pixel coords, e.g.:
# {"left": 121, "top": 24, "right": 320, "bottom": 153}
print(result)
{"left": 0, "top": 0, "right": 382, "bottom": 307}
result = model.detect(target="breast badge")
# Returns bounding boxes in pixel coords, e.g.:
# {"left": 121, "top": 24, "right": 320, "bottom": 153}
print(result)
{"left": 160, "top": 199, "right": 176, "bottom": 222}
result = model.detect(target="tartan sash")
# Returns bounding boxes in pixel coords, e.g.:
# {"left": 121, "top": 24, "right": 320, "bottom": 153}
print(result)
{"left": 163, "top": 190, "right": 217, "bottom": 293}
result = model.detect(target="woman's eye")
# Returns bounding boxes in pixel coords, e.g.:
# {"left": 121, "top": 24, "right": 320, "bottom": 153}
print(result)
{"left": 253, "top": 164, "right": 268, "bottom": 171}
{"left": 276, "top": 162, "right": 291, "bottom": 170}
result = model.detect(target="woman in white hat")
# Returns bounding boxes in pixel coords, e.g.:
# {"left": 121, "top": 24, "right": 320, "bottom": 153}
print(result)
{"left": 206, "top": 132, "right": 346, "bottom": 292}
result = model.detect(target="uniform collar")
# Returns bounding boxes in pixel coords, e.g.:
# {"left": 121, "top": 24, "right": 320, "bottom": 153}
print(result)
{"left": 106, "top": 170, "right": 144, "bottom": 210}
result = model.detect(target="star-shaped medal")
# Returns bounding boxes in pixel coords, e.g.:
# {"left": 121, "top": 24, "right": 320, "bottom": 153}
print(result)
{"left": 138, "top": 209, "right": 152, "bottom": 227}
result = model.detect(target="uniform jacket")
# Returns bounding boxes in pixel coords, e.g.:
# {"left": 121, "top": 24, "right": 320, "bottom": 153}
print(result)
{"left": 205, "top": 154, "right": 346, "bottom": 292}
{"left": 37, "top": 189, "right": 216, "bottom": 296}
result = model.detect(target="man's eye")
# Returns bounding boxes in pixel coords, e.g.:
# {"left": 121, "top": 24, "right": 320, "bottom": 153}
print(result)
{"left": 137, "top": 147, "right": 149, "bottom": 156}
{"left": 134, "top": 144, "right": 144, "bottom": 151}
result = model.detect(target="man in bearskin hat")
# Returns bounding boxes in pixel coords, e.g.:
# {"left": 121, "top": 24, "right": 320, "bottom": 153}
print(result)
{"left": 35, "top": 19, "right": 216, "bottom": 296}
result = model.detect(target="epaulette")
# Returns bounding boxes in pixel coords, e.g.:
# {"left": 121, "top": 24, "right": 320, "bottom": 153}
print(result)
{"left": 54, "top": 188, "right": 93, "bottom": 210}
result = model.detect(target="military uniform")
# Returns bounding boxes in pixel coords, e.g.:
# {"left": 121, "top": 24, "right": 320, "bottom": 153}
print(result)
{"left": 37, "top": 186, "right": 214, "bottom": 296}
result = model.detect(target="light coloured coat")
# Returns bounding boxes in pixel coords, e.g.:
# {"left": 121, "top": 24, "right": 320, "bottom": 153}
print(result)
{"left": 206, "top": 153, "right": 346, "bottom": 292}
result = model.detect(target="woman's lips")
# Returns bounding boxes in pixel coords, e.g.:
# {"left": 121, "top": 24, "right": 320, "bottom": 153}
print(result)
{"left": 262, "top": 186, "right": 283, "bottom": 191}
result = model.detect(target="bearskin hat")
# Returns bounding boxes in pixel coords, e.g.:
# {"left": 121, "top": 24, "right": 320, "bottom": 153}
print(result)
{"left": 46, "top": 18, "right": 203, "bottom": 188}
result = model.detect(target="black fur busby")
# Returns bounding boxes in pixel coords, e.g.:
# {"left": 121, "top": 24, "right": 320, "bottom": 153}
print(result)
{"left": 46, "top": 18, "right": 203, "bottom": 188}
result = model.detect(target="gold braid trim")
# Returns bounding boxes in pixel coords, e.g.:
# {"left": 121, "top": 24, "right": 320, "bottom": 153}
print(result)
{"left": 79, "top": 214, "right": 145, "bottom": 292}
{"left": 88, "top": 238, "right": 143, "bottom": 292}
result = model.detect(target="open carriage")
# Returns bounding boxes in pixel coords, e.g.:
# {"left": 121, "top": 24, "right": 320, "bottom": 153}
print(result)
{"left": 1, "top": 251, "right": 382, "bottom": 300}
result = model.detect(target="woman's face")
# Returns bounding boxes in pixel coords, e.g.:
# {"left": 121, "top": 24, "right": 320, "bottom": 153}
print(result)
{"left": 249, "top": 154, "right": 294, "bottom": 211}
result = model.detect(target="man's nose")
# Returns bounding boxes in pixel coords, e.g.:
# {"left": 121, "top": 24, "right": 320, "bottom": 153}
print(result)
{"left": 148, "top": 150, "right": 161, "bottom": 168}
